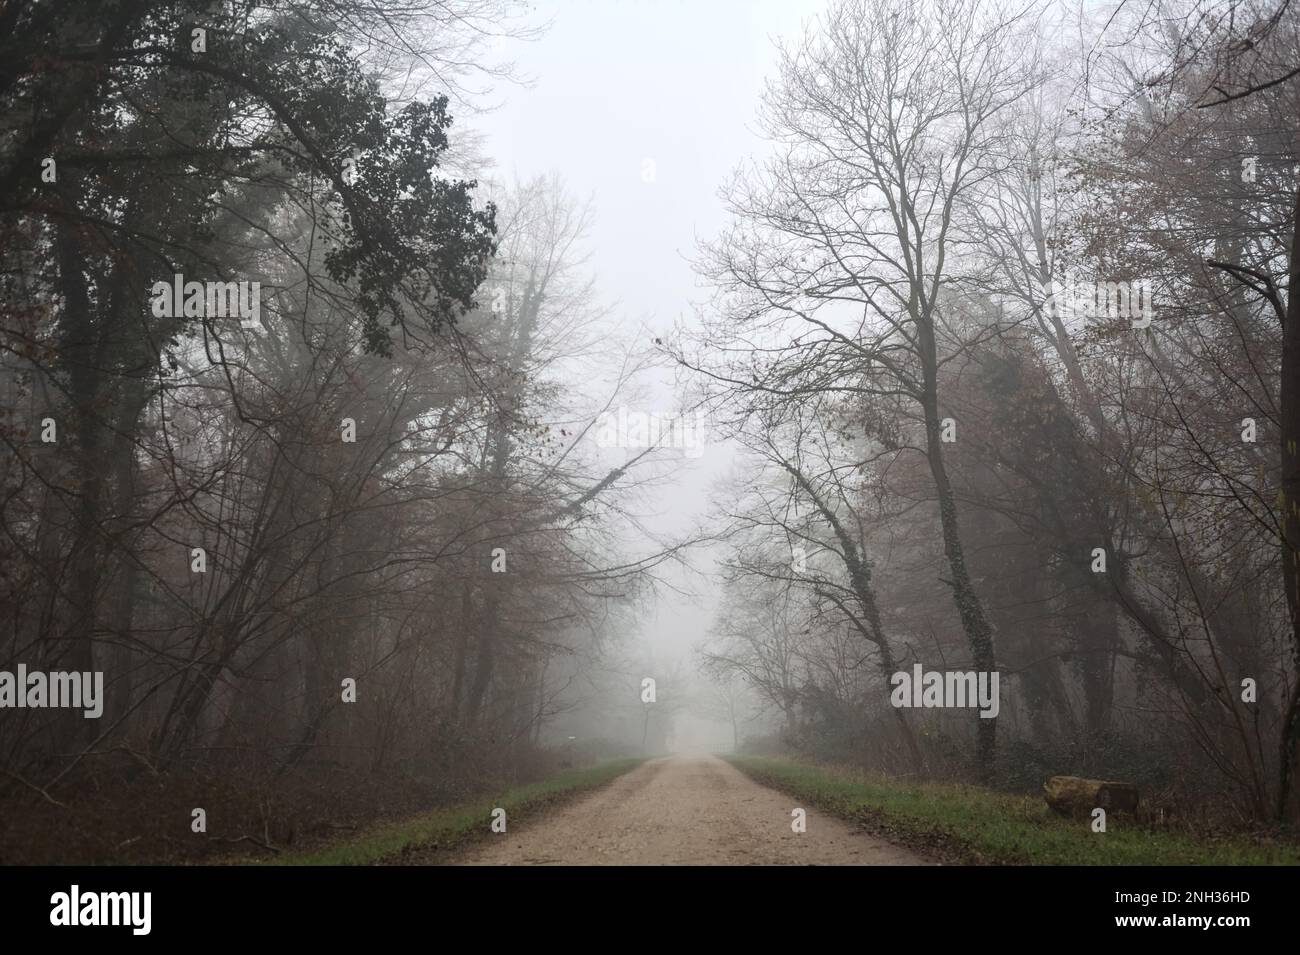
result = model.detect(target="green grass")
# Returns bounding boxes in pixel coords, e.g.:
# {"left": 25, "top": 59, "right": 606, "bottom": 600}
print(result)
{"left": 727, "top": 756, "right": 1300, "bottom": 865}
{"left": 263, "top": 758, "right": 644, "bottom": 866}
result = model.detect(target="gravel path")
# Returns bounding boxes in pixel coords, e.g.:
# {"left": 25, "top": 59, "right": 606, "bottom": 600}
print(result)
{"left": 450, "top": 753, "right": 929, "bottom": 866}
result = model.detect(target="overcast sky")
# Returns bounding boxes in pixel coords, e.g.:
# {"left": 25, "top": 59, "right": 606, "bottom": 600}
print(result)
{"left": 476, "top": 0, "right": 822, "bottom": 324}
{"left": 469, "top": 2, "right": 828, "bottom": 738}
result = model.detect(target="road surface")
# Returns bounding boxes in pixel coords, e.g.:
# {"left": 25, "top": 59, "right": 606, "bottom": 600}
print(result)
{"left": 450, "top": 753, "right": 929, "bottom": 865}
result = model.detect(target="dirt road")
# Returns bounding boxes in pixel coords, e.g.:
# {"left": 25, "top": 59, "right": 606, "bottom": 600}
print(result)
{"left": 451, "top": 753, "right": 929, "bottom": 865}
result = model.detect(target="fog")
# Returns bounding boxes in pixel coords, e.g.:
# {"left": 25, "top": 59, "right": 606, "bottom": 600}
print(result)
{"left": 472, "top": 0, "right": 827, "bottom": 753}
{"left": 3, "top": 0, "right": 1300, "bottom": 873}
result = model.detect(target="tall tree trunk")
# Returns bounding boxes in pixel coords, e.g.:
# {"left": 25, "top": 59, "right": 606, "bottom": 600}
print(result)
{"left": 465, "top": 277, "right": 543, "bottom": 728}
{"left": 1276, "top": 183, "right": 1300, "bottom": 820}
{"left": 54, "top": 216, "right": 101, "bottom": 752}
{"left": 781, "top": 461, "right": 926, "bottom": 775}
{"left": 919, "top": 358, "right": 999, "bottom": 778}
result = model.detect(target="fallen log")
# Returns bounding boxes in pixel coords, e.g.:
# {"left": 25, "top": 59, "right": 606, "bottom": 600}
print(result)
{"left": 1043, "top": 775, "right": 1139, "bottom": 816}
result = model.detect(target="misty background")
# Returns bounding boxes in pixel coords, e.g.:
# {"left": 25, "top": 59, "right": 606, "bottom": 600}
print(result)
{"left": 2, "top": 0, "right": 1299, "bottom": 864}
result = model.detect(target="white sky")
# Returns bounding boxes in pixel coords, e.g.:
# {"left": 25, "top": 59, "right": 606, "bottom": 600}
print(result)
{"left": 476, "top": 0, "right": 825, "bottom": 334}
{"left": 470, "top": 0, "right": 829, "bottom": 706}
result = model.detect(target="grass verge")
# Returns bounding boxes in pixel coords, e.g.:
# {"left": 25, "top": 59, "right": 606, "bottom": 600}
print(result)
{"left": 727, "top": 756, "right": 1300, "bottom": 865}
{"left": 262, "top": 758, "right": 645, "bottom": 866}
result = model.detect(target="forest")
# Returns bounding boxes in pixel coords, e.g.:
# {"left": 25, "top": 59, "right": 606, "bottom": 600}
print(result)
{"left": 1, "top": 0, "right": 1299, "bottom": 867}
